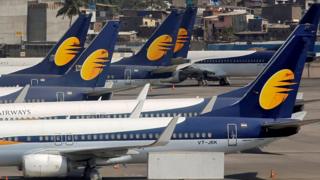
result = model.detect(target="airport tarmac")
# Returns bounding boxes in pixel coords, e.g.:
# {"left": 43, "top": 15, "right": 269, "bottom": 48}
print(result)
{"left": 0, "top": 77, "right": 320, "bottom": 180}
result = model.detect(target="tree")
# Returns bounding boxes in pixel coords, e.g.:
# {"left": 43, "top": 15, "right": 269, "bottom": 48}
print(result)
{"left": 56, "top": 0, "right": 85, "bottom": 26}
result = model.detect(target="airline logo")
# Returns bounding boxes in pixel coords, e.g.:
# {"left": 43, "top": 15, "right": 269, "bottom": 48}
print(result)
{"left": 55, "top": 37, "right": 81, "bottom": 66}
{"left": 259, "top": 69, "right": 296, "bottom": 110}
{"left": 80, "top": 49, "right": 109, "bottom": 81}
{"left": 147, "top": 35, "right": 173, "bottom": 61}
{"left": 174, "top": 28, "right": 188, "bottom": 53}
{"left": 0, "top": 140, "right": 20, "bottom": 145}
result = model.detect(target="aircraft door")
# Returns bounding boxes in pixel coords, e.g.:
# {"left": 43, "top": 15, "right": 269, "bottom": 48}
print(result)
{"left": 30, "top": 79, "right": 38, "bottom": 86}
{"left": 227, "top": 124, "right": 237, "bottom": 146}
{"left": 124, "top": 69, "right": 132, "bottom": 84}
{"left": 56, "top": 92, "right": 64, "bottom": 102}
{"left": 54, "top": 135, "right": 63, "bottom": 146}
{"left": 65, "top": 134, "right": 74, "bottom": 145}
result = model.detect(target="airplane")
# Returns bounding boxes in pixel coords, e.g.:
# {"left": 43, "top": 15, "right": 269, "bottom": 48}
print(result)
{"left": 0, "top": 9, "right": 183, "bottom": 103}
{"left": 0, "top": 83, "right": 304, "bottom": 120}
{"left": 0, "top": 22, "right": 318, "bottom": 180}
{"left": 0, "top": 20, "right": 120, "bottom": 102}
{"left": 166, "top": 4, "right": 320, "bottom": 86}
{"left": 0, "top": 13, "right": 91, "bottom": 75}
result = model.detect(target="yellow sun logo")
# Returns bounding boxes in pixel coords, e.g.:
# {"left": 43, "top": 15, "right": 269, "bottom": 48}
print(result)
{"left": 259, "top": 69, "right": 296, "bottom": 110}
{"left": 174, "top": 28, "right": 188, "bottom": 53}
{"left": 55, "top": 37, "right": 81, "bottom": 66}
{"left": 147, "top": 34, "right": 173, "bottom": 61}
{"left": 80, "top": 49, "right": 109, "bottom": 81}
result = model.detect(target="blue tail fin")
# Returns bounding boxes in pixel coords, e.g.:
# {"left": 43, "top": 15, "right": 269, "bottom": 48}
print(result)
{"left": 173, "top": 6, "right": 197, "bottom": 58}
{"left": 206, "top": 24, "right": 317, "bottom": 118}
{"left": 299, "top": 4, "right": 320, "bottom": 54}
{"left": 115, "top": 10, "right": 183, "bottom": 66}
{"left": 61, "top": 21, "right": 119, "bottom": 87}
{"left": 15, "top": 13, "right": 92, "bottom": 75}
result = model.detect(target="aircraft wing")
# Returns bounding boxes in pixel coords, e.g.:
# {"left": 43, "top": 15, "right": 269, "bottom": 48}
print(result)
{"left": 152, "top": 63, "right": 192, "bottom": 74}
{"left": 33, "top": 117, "right": 178, "bottom": 160}
{"left": 86, "top": 85, "right": 141, "bottom": 97}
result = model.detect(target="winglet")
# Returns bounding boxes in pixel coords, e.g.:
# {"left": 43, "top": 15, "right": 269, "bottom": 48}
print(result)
{"left": 200, "top": 96, "right": 217, "bottom": 115}
{"left": 129, "top": 100, "right": 145, "bottom": 118}
{"left": 136, "top": 83, "right": 150, "bottom": 101}
{"left": 14, "top": 84, "right": 30, "bottom": 103}
{"left": 151, "top": 116, "right": 179, "bottom": 147}
{"left": 130, "top": 83, "right": 150, "bottom": 118}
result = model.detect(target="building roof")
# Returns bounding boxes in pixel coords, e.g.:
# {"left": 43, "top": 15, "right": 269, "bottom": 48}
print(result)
{"left": 204, "top": 9, "right": 247, "bottom": 19}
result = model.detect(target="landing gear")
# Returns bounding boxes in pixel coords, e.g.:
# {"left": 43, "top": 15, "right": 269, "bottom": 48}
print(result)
{"left": 84, "top": 167, "right": 102, "bottom": 180}
{"left": 197, "top": 79, "right": 208, "bottom": 86}
{"left": 219, "top": 77, "right": 230, "bottom": 86}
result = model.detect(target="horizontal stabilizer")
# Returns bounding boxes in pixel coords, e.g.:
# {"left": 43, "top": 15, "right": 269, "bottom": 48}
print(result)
{"left": 262, "top": 119, "right": 320, "bottom": 130}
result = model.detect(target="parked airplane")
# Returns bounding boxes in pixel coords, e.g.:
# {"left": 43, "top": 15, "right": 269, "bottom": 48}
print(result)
{"left": 0, "top": 23, "right": 318, "bottom": 180}
{"left": 0, "top": 14, "right": 91, "bottom": 75}
{"left": 0, "top": 83, "right": 304, "bottom": 120}
{"left": 158, "top": 4, "right": 320, "bottom": 85}
{"left": 0, "top": 20, "right": 119, "bottom": 102}
{"left": 170, "top": 4, "right": 320, "bottom": 85}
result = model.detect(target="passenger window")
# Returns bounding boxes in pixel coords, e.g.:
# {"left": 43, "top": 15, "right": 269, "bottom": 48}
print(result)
{"left": 116, "top": 134, "right": 121, "bottom": 139}
{"left": 81, "top": 135, "right": 85, "bottom": 140}
{"left": 142, "top": 133, "right": 147, "bottom": 139}
{"left": 105, "top": 134, "right": 109, "bottom": 140}
{"left": 123, "top": 134, "right": 127, "bottom": 139}
{"left": 172, "top": 133, "right": 177, "bottom": 139}
{"left": 208, "top": 132, "right": 212, "bottom": 138}
{"left": 99, "top": 134, "right": 103, "bottom": 140}
{"left": 87, "top": 135, "right": 92, "bottom": 140}
{"left": 184, "top": 133, "right": 188, "bottom": 138}
{"left": 190, "top": 133, "right": 194, "bottom": 138}
{"left": 135, "top": 134, "right": 140, "bottom": 139}
{"left": 110, "top": 134, "right": 115, "bottom": 140}
{"left": 148, "top": 133, "right": 153, "bottom": 139}
{"left": 196, "top": 133, "right": 200, "bottom": 138}
{"left": 129, "top": 134, "right": 134, "bottom": 139}
{"left": 202, "top": 132, "right": 206, "bottom": 138}
{"left": 178, "top": 133, "right": 183, "bottom": 139}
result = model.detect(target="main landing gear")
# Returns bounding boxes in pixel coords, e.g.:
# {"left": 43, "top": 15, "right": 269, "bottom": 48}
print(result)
{"left": 84, "top": 166, "right": 102, "bottom": 180}
{"left": 219, "top": 77, "right": 230, "bottom": 86}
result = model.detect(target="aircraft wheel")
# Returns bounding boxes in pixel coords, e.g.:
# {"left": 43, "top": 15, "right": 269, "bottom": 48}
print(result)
{"left": 219, "top": 78, "right": 230, "bottom": 86}
{"left": 84, "top": 167, "right": 102, "bottom": 180}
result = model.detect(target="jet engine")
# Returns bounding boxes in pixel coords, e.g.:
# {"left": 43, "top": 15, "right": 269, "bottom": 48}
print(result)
{"left": 23, "top": 154, "right": 68, "bottom": 177}
{"left": 161, "top": 70, "right": 188, "bottom": 83}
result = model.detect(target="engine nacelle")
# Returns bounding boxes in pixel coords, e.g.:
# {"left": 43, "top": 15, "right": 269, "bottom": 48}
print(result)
{"left": 23, "top": 154, "right": 68, "bottom": 177}
{"left": 161, "top": 70, "right": 188, "bottom": 83}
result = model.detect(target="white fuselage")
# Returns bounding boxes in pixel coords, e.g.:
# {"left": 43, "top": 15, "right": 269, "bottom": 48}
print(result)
{"left": 0, "top": 98, "right": 206, "bottom": 120}
{"left": 187, "top": 50, "right": 266, "bottom": 77}
{"left": 0, "top": 118, "right": 275, "bottom": 166}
